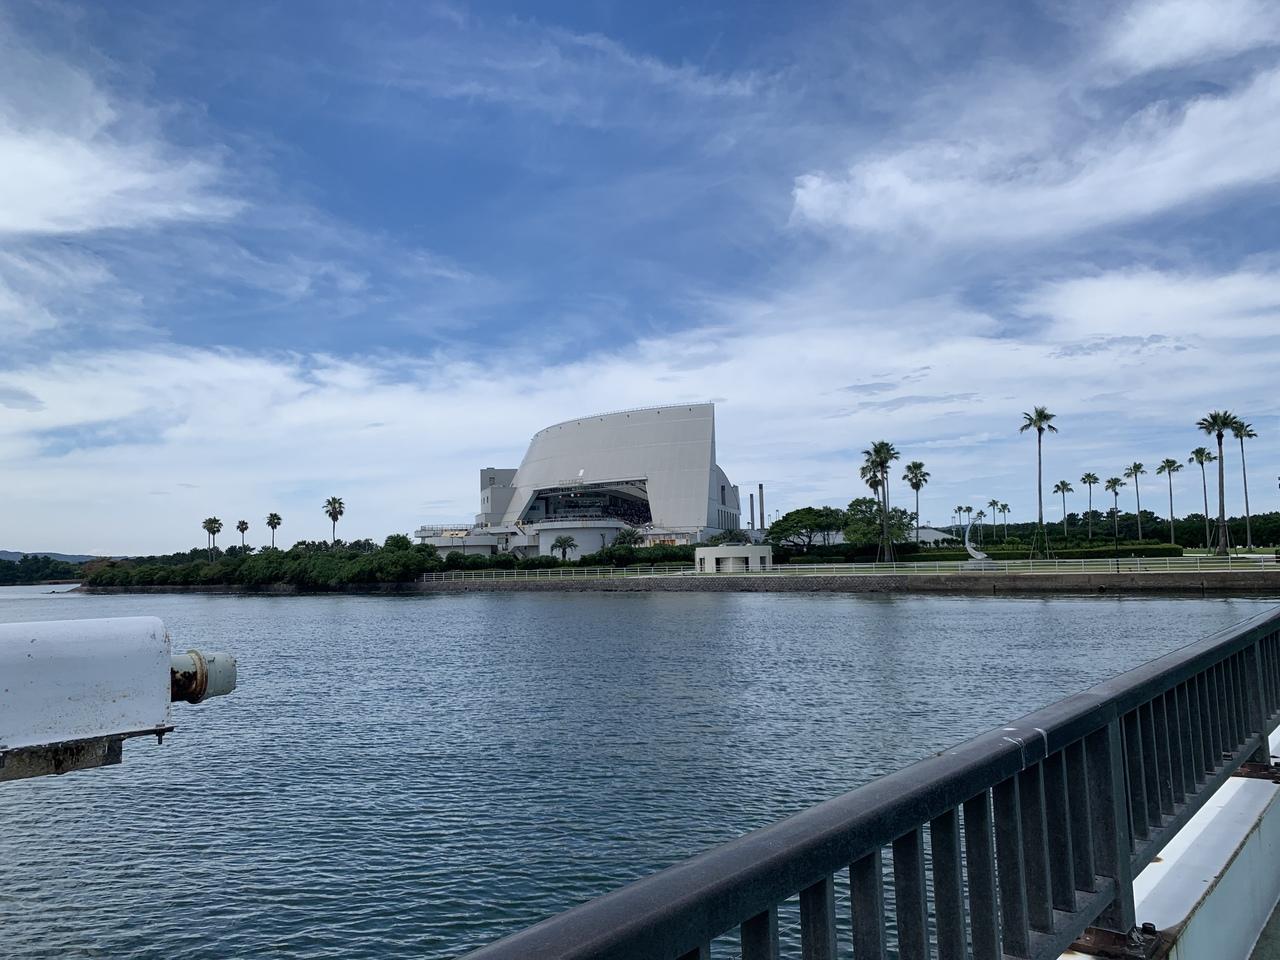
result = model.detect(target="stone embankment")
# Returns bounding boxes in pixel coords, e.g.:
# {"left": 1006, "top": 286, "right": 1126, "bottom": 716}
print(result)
{"left": 81, "top": 570, "right": 1280, "bottom": 596}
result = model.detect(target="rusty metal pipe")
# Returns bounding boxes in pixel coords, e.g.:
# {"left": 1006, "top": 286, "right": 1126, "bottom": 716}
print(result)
{"left": 170, "top": 650, "right": 237, "bottom": 704}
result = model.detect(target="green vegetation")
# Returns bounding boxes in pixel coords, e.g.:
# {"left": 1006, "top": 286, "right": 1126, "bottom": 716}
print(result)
{"left": 0, "top": 554, "right": 83, "bottom": 585}
{"left": 266, "top": 512, "right": 283, "bottom": 548}
{"left": 903, "top": 461, "right": 930, "bottom": 543}
{"left": 201, "top": 517, "right": 223, "bottom": 559}
{"left": 86, "top": 537, "right": 439, "bottom": 590}
{"left": 550, "top": 534, "right": 577, "bottom": 560}
{"left": 611, "top": 527, "right": 644, "bottom": 547}
{"left": 1019, "top": 405, "right": 1058, "bottom": 555}
{"left": 1123, "top": 462, "right": 1146, "bottom": 539}
{"left": 860, "top": 440, "right": 901, "bottom": 560}
{"left": 1198, "top": 410, "right": 1237, "bottom": 556}
{"left": 1156, "top": 459, "right": 1182, "bottom": 545}
{"left": 83, "top": 537, "right": 706, "bottom": 588}
{"left": 323, "top": 496, "right": 345, "bottom": 543}
{"left": 1080, "top": 473, "right": 1099, "bottom": 540}
{"left": 1233, "top": 420, "right": 1257, "bottom": 548}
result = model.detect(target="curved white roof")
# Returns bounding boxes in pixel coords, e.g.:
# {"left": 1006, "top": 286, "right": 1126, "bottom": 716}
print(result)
{"left": 501, "top": 403, "right": 740, "bottom": 531}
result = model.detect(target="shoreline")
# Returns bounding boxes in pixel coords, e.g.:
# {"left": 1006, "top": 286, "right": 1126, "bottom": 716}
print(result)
{"left": 79, "top": 570, "right": 1280, "bottom": 597}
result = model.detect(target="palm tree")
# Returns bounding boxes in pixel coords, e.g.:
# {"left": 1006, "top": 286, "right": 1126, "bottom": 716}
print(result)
{"left": 236, "top": 520, "right": 249, "bottom": 547}
{"left": 1019, "top": 406, "right": 1058, "bottom": 553}
{"left": 962, "top": 505, "right": 973, "bottom": 539}
{"left": 986, "top": 498, "right": 1001, "bottom": 539}
{"left": 612, "top": 527, "right": 643, "bottom": 547}
{"left": 1196, "top": 411, "right": 1237, "bottom": 555}
{"left": 551, "top": 535, "right": 577, "bottom": 560}
{"left": 266, "top": 512, "right": 282, "bottom": 548}
{"left": 974, "top": 509, "right": 986, "bottom": 545}
{"left": 1123, "top": 463, "right": 1146, "bottom": 539}
{"left": 201, "top": 516, "right": 223, "bottom": 560}
{"left": 902, "top": 461, "right": 930, "bottom": 543}
{"left": 862, "top": 441, "right": 900, "bottom": 561}
{"left": 999, "top": 503, "right": 1010, "bottom": 539}
{"left": 1232, "top": 419, "right": 1257, "bottom": 548}
{"left": 1051, "top": 481, "right": 1073, "bottom": 537}
{"left": 323, "top": 496, "right": 345, "bottom": 543}
{"left": 1155, "top": 458, "right": 1182, "bottom": 545}
{"left": 1080, "top": 473, "right": 1099, "bottom": 540}
{"left": 1104, "top": 478, "right": 1125, "bottom": 545}
{"left": 954, "top": 504, "right": 965, "bottom": 537}
{"left": 1188, "top": 447, "right": 1216, "bottom": 549}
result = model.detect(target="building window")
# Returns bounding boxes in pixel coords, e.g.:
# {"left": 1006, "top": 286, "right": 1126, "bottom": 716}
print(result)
{"left": 720, "top": 484, "right": 726, "bottom": 505}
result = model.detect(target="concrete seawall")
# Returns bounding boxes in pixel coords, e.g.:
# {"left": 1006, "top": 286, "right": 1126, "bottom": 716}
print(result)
{"left": 82, "top": 570, "right": 1280, "bottom": 597}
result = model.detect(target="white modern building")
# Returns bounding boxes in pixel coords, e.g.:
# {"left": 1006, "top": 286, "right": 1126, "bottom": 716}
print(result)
{"left": 694, "top": 544, "right": 772, "bottom": 573}
{"left": 415, "top": 403, "right": 742, "bottom": 559}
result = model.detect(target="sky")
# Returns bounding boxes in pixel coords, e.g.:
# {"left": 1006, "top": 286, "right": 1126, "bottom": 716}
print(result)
{"left": 1, "top": 0, "right": 1278, "bottom": 555}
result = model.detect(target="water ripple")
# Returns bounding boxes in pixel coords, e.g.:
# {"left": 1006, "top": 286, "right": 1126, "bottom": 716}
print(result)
{"left": 0, "top": 588, "right": 1274, "bottom": 958}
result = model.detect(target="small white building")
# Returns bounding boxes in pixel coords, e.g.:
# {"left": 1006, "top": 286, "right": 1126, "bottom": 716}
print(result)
{"left": 694, "top": 544, "right": 773, "bottom": 573}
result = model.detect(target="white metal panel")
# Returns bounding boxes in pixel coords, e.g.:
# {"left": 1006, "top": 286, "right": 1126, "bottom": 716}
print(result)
{"left": 500, "top": 403, "right": 736, "bottom": 532}
{"left": 0, "top": 616, "right": 171, "bottom": 749}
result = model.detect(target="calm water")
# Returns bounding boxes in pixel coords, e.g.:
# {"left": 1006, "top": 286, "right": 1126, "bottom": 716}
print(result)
{"left": 0, "top": 587, "right": 1276, "bottom": 958}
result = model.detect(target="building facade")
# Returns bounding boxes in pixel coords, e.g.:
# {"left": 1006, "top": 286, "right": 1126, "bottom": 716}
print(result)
{"left": 415, "top": 403, "right": 741, "bottom": 558}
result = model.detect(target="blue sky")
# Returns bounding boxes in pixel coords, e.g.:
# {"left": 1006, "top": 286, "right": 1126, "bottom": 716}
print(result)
{"left": 1, "top": 0, "right": 1278, "bottom": 554}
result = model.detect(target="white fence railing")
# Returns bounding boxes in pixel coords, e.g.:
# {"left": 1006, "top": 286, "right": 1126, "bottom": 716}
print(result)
{"left": 418, "top": 564, "right": 694, "bottom": 582}
{"left": 720, "top": 555, "right": 1280, "bottom": 577}
{"left": 418, "top": 555, "right": 1279, "bottom": 583}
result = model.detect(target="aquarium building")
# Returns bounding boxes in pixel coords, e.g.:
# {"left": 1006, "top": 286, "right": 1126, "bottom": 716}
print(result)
{"left": 414, "top": 403, "right": 742, "bottom": 559}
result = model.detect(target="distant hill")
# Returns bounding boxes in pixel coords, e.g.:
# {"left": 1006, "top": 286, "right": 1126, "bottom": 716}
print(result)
{"left": 0, "top": 551, "right": 98, "bottom": 564}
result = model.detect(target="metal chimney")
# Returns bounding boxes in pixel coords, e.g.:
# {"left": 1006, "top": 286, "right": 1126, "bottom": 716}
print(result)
{"left": 758, "top": 483, "right": 765, "bottom": 530}
{"left": 748, "top": 492, "right": 755, "bottom": 529}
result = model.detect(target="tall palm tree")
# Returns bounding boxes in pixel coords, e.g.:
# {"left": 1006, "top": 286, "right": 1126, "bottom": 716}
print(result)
{"left": 551, "top": 534, "right": 577, "bottom": 560}
{"left": 954, "top": 504, "right": 965, "bottom": 537}
{"left": 1123, "top": 462, "right": 1146, "bottom": 539}
{"left": 862, "top": 441, "right": 900, "bottom": 561}
{"left": 1080, "top": 473, "right": 1099, "bottom": 540}
{"left": 1232, "top": 419, "right": 1257, "bottom": 548}
{"left": 986, "top": 498, "right": 1001, "bottom": 538}
{"left": 1104, "top": 478, "right": 1125, "bottom": 545}
{"left": 1188, "top": 447, "right": 1216, "bottom": 549}
{"left": 266, "top": 512, "right": 282, "bottom": 548}
{"left": 1196, "top": 411, "right": 1237, "bottom": 555}
{"left": 612, "top": 527, "right": 644, "bottom": 548}
{"left": 236, "top": 520, "right": 249, "bottom": 547}
{"left": 962, "top": 506, "right": 973, "bottom": 539}
{"left": 902, "top": 461, "right": 930, "bottom": 543}
{"left": 1051, "top": 481, "right": 1073, "bottom": 537}
{"left": 999, "top": 503, "right": 1010, "bottom": 539}
{"left": 323, "top": 496, "right": 345, "bottom": 544}
{"left": 201, "top": 516, "right": 223, "bottom": 560}
{"left": 974, "top": 509, "right": 986, "bottom": 545}
{"left": 1019, "top": 406, "right": 1058, "bottom": 553}
{"left": 1155, "top": 458, "right": 1182, "bottom": 545}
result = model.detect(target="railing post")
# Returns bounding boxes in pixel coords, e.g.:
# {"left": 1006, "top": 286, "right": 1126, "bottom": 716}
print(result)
{"left": 1085, "top": 719, "right": 1136, "bottom": 933}
{"left": 1247, "top": 638, "right": 1271, "bottom": 763}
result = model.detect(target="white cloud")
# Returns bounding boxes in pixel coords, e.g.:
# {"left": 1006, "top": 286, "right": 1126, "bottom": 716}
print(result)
{"left": 365, "top": 14, "right": 762, "bottom": 129}
{"left": 0, "top": 246, "right": 125, "bottom": 340}
{"left": 0, "top": 18, "right": 238, "bottom": 237}
{"left": 1101, "top": 0, "right": 1280, "bottom": 76}
{"left": 1, "top": 268, "right": 1275, "bottom": 554}
{"left": 1025, "top": 266, "right": 1280, "bottom": 339}
{"left": 792, "top": 67, "right": 1280, "bottom": 244}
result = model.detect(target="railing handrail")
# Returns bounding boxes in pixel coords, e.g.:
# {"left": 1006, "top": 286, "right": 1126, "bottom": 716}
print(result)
{"left": 460, "top": 605, "right": 1280, "bottom": 960}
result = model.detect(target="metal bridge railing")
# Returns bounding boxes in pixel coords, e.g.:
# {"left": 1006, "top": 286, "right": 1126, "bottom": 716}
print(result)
{"left": 459, "top": 606, "right": 1280, "bottom": 960}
